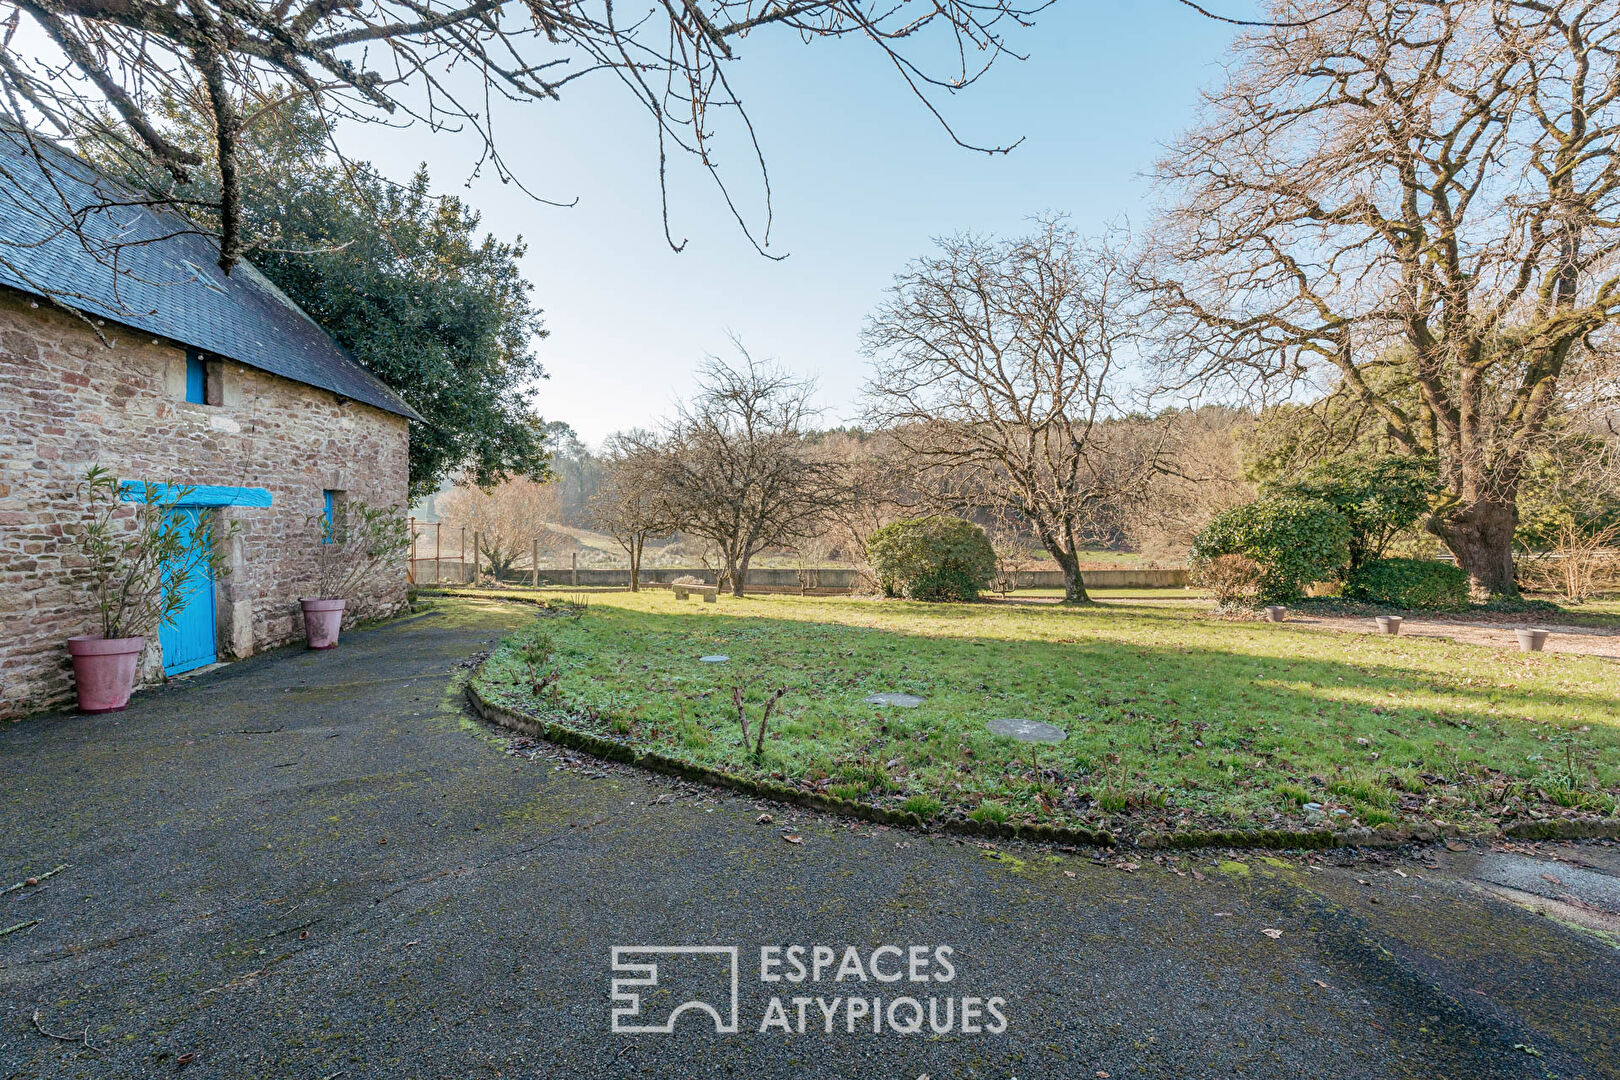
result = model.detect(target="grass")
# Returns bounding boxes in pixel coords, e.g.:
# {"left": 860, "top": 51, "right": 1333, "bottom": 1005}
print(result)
{"left": 471, "top": 589, "right": 1620, "bottom": 835}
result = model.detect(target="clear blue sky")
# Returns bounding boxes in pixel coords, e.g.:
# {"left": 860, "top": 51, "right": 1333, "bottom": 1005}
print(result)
{"left": 344, "top": 0, "right": 1258, "bottom": 446}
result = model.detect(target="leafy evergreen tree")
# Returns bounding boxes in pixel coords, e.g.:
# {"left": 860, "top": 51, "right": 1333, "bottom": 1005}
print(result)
{"left": 95, "top": 100, "right": 553, "bottom": 500}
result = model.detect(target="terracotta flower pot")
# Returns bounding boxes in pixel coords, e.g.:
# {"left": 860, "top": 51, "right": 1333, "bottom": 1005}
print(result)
{"left": 1515, "top": 628, "right": 1549, "bottom": 653}
{"left": 67, "top": 635, "right": 145, "bottom": 713}
{"left": 300, "top": 598, "right": 346, "bottom": 650}
{"left": 1375, "top": 615, "right": 1403, "bottom": 636}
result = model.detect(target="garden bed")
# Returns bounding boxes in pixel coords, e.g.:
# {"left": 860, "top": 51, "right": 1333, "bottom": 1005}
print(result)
{"left": 469, "top": 590, "right": 1620, "bottom": 841}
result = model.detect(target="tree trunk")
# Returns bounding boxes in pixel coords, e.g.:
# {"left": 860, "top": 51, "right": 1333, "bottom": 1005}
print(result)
{"left": 1054, "top": 548, "right": 1090, "bottom": 603}
{"left": 730, "top": 554, "right": 749, "bottom": 598}
{"left": 1431, "top": 498, "right": 1518, "bottom": 598}
{"left": 628, "top": 536, "right": 641, "bottom": 592}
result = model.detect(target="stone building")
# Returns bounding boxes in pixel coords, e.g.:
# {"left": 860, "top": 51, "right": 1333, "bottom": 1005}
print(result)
{"left": 0, "top": 128, "right": 420, "bottom": 718}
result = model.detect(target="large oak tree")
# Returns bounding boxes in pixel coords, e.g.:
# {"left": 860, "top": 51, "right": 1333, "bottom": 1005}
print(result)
{"left": 1153, "top": 0, "right": 1620, "bottom": 596}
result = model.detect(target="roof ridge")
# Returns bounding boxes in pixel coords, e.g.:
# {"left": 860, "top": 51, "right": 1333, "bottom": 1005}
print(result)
{"left": 0, "top": 123, "right": 421, "bottom": 422}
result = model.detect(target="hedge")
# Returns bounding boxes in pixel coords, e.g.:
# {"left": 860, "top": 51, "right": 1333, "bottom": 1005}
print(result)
{"left": 1344, "top": 557, "right": 1469, "bottom": 609}
{"left": 1190, "top": 496, "right": 1351, "bottom": 602}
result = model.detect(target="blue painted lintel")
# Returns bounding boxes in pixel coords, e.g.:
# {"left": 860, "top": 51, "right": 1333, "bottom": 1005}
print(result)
{"left": 119, "top": 481, "right": 273, "bottom": 508}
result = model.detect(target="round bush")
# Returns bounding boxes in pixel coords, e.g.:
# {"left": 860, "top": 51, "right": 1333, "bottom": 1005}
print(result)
{"left": 865, "top": 516, "right": 996, "bottom": 602}
{"left": 1344, "top": 557, "right": 1469, "bottom": 609}
{"left": 1190, "top": 496, "right": 1351, "bottom": 602}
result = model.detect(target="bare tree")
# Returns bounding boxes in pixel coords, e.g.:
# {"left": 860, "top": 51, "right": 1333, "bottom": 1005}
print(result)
{"left": 0, "top": 0, "right": 1049, "bottom": 310}
{"left": 641, "top": 346, "right": 842, "bottom": 597}
{"left": 1151, "top": 0, "right": 1620, "bottom": 596}
{"left": 811, "top": 428, "right": 913, "bottom": 590}
{"left": 588, "top": 431, "right": 673, "bottom": 592}
{"left": 1120, "top": 407, "right": 1253, "bottom": 561}
{"left": 985, "top": 522, "right": 1044, "bottom": 596}
{"left": 863, "top": 219, "right": 1172, "bottom": 603}
{"left": 439, "top": 476, "right": 560, "bottom": 577}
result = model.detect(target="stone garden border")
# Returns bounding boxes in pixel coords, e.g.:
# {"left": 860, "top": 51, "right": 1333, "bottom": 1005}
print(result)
{"left": 457, "top": 594, "right": 1620, "bottom": 854}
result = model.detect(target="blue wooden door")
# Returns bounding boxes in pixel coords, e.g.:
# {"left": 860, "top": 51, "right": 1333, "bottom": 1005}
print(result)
{"left": 160, "top": 508, "right": 217, "bottom": 675}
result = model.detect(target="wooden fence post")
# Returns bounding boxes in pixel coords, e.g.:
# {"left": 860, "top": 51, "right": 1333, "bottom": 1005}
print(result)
{"left": 472, "top": 530, "right": 482, "bottom": 585}
{"left": 571, "top": 551, "right": 578, "bottom": 587}
{"left": 532, "top": 539, "right": 541, "bottom": 588}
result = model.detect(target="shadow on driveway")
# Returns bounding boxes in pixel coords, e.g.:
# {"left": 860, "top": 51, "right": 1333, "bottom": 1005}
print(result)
{"left": 1, "top": 597, "right": 1615, "bottom": 1079}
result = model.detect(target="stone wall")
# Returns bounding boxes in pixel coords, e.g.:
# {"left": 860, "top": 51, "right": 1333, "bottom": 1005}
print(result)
{"left": 0, "top": 288, "right": 410, "bottom": 718}
{"left": 440, "top": 564, "right": 1191, "bottom": 591}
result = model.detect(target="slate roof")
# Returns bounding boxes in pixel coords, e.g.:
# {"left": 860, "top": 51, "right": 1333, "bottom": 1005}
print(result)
{"left": 0, "top": 126, "right": 421, "bottom": 421}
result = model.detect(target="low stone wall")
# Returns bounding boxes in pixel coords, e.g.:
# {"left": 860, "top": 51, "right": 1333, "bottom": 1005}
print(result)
{"left": 461, "top": 565, "right": 1189, "bottom": 591}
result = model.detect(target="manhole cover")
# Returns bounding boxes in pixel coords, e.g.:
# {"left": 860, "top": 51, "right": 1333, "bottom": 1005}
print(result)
{"left": 699, "top": 655, "right": 729, "bottom": 663}
{"left": 987, "top": 717, "right": 1067, "bottom": 743}
{"left": 863, "top": 693, "right": 924, "bottom": 708}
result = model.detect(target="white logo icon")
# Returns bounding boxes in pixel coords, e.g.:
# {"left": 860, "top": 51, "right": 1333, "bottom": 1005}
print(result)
{"left": 610, "top": 946, "right": 740, "bottom": 1033}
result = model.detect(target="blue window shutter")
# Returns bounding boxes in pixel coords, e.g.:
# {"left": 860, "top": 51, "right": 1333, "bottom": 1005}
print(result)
{"left": 185, "top": 350, "right": 207, "bottom": 403}
{"left": 323, "top": 490, "right": 336, "bottom": 542}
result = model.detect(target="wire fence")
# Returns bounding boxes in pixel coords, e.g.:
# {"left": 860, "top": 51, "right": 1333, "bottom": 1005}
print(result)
{"left": 407, "top": 520, "right": 471, "bottom": 585}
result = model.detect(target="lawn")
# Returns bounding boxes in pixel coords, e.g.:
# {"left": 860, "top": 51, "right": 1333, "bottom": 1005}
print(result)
{"left": 470, "top": 589, "right": 1620, "bottom": 835}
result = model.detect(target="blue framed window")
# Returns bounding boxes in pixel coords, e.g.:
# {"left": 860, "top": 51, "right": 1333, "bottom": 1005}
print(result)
{"left": 184, "top": 349, "right": 207, "bottom": 404}
{"left": 322, "top": 490, "right": 343, "bottom": 543}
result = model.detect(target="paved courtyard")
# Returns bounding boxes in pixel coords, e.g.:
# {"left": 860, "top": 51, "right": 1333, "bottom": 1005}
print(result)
{"left": 2, "top": 598, "right": 1616, "bottom": 1079}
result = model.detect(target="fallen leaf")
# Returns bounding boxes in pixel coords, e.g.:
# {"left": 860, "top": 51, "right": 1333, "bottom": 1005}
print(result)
{"left": 756, "top": 813, "right": 774, "bottom": 825}
{"left": 1115, "top": 862, "right": 1140, "bottom": 873}
{"left": 1096, "top": 1073, "right": 1111, "bottom": 1078}
{"left": 298, "top": 931, "right": 309, "bottom": 941}
{"left": 781, "top": 833, "right": 803, "bottom": 845}
{"left": 1261, "top": 928, "right": 1284, "bottom": 939}
{"left": 1313, "top": 979, "right": 1330, "bottom": 989}
{"left": 23, "top": 877, "right": 37, "bottom": 887}
{"left": 1191, "top": 870, "right": 1206, "bottom": 882}
{"left": 377, "top": 837, "right": 387, "bottom": 846}
{"left": 1445, "top": 840, "right": 1468, "bottom": 852}
{"left": 1064, "top": 870, "right": 1077, "bottom": 878}
{"left": 1213, "top": 912, "right": 1234, "bottom": 917}
{"left": 1392, "top": 869, "right": 1407, "bottom": 878}
{"left": 654, "top": 793, "right": 675, "bottom": 805}
{"left": 176, "top": 1053, "right": 196, "bottom": 1066}
{"left": 1541, "top": 873, "right": 1563, "bottom": 886}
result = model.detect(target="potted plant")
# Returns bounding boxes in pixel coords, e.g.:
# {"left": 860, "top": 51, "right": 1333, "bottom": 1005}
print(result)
{"left": 302, "top": 498, "right": 411, "bottom": 649}
{"left": 68, "top": 466, "right": 222, "bottom": 713}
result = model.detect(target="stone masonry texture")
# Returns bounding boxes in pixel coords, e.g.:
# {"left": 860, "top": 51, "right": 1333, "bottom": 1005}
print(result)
{"left": 0, "top": 287, "right": 409, "bottom": 718}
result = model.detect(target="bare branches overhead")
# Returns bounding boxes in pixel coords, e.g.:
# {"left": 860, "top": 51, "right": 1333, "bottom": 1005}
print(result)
{"left": 0, "top": 0, "right": 1049, "bottom": 275}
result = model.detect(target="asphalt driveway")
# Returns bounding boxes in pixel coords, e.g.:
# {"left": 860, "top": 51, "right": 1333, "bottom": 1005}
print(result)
{"left": 2, "top": 597, "right": 1616, "bottom": 1079}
